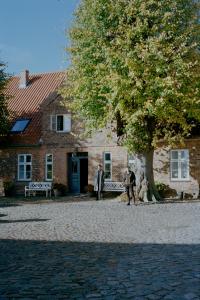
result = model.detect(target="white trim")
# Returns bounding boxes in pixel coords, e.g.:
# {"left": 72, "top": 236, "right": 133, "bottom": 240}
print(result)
{"left": 170, "top": 149, "right": 190, "bottom": 181}
{"left": 50, "top": 115, "right": 56, "bottom": 131}
{"left": 18, "top": 154, "right": 32, "bottom": 181}
{"left": 103, "top": 152, "right": 112, "bottom": 181}
{"left": 45, "top": 154, "right": 53, "bottom": 181}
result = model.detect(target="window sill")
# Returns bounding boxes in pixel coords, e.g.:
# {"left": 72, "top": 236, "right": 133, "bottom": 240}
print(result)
{"left": 170, "top": 179, "right": 190, "bottom": 182}
{"left": 17, "top": 179, "right": 32, "bottom": 182}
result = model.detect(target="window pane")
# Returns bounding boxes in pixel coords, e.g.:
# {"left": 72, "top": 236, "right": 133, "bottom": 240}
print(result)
{"left": 26, "top": 165, "right": 31, "bottom": 179}
{"left": 105, "top": 153, "right": 111, "bottom": 161}
{"left": 105, "top": 171, "right": 111, "bottom": 179}
{"left": 26, "top": 155, "right": 31, "bottom": 163}
{"left": 11, "top": 119, "right": 30, "bottom": 132}
{"left": 171, "top": 161, "right": 178, "bottom": 178}
{"left": 19, "top": 155, "right": 24, "bottom": 163}
{"left": 181, "top": 150, "right": 188, "bottom": 160}
{"left": 46, "top": 154, "right": 53, "bottom": 163}
{"left": 181, "top": 161, "right": 188, "bottom": 179}
{"left": 57, "top": 115, "right": 64, "bottom": 131}
{"left": 171, "top": 151, "right": 178, "bottom": 160}
{"left": 128, "top": 154, "right": 135, "bottom": 161}
{"left": 19, "top": 165, "right": 24, "bottom": 179}
{"left": 46, "top": 165, "right": 52, "bottom": 180}
{"left": 105, "top": 163, "right": 111, "bottom": 172}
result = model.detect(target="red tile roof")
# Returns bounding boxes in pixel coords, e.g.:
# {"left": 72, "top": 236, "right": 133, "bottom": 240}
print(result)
{"left": 5, "top": 71, "right": 65, "bottom": 145}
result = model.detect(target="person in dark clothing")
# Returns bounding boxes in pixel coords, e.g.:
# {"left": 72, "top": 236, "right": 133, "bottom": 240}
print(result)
{"left": 94, "top": 164, "right": 105, "bottom": 200}
{"left": 123, "top": 167, "right": 136, "bottom": 205}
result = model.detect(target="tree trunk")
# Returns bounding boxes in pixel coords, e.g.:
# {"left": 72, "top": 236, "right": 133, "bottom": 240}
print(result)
{"left": 144, "top": 149, "right": 162, "bottom": 202}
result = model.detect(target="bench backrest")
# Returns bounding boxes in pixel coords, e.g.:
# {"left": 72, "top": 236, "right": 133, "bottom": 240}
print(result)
{"left": 104, "top": 181, "right": 125, "bottom": 192}
{"left": 29, "top": 182, "right": 52, "bottom": 190}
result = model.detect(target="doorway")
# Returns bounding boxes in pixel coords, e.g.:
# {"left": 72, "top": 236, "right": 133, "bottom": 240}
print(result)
{"left": 68, "top": 153, "right": 88, "bottom": 194}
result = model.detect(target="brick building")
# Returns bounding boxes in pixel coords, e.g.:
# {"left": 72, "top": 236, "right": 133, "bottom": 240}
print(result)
{"left": 0, "top": 70, "right": 199, "bottom": 198}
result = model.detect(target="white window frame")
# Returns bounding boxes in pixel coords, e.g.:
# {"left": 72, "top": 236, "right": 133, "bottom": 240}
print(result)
{"left": 104, "top": 152, "right": 112, "bottom": 181}
{"left": 50, "top": 114, "right": 71, "bottom": 133}
{"left": 18, "top": 154, "right": 32, "bottom": 181}
{"left": 45, "top": 154, "right": 53, "bottom": 181}
{"left": 128, "top": 154, "right": 136, "bottom": 171}
{"left": 170, "top": 149, "right": 190, "bottom": 181}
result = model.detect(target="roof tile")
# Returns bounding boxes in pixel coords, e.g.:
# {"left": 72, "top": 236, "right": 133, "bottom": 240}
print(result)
{"left": 5, "top": 71, "right": 65, "bottom": 145}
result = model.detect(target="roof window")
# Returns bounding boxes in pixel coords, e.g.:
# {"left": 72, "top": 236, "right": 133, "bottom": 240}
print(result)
{"left": 10, "top": 119, "right": 30, "bottom": 133}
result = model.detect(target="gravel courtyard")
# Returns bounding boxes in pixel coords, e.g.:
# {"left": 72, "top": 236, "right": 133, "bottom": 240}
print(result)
{"left": 0, "top": 199, "right": 200, "bottom": 299}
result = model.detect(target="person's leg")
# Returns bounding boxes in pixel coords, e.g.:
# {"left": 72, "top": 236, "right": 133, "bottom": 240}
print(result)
{"left": 131, "top": 185, "right": 136, "bottom": 204}
{"left": 127, "top": 186, "right": 131, "bottom": 205}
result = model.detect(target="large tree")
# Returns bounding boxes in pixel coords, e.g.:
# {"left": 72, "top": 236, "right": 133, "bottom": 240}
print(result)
{"left": 0, "top": 62, "right": 9, "bottom": 135}
{"left": 62, "top": 0, "right": 200, "bottom": 200}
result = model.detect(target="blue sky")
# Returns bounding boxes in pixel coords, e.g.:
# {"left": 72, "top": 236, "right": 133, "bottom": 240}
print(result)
{"left": 0, "top": 0, "right": 80, "bottom": 75}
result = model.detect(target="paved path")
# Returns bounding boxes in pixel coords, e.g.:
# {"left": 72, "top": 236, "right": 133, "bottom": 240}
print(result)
{"left": 0, "top": 199, "right": 200, "bottom": 299}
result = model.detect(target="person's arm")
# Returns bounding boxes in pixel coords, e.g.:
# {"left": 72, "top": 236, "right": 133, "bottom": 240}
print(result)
{"left": 123, "top": 172, "right": 126, "bottom": 182}
{"left": 102, "top": 170, "right": 105, "bottom": 185}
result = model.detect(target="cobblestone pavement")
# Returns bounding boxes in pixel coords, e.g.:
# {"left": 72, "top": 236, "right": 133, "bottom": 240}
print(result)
{"left": 0, "top": 199, "right": 200, "bottom": 299}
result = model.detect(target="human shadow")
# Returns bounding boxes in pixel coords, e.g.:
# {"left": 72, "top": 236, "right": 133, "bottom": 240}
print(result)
{"left": 0, "top": 214, "right": 7, "bottom": 218}
{"left": 0, "top": 240, "right": 200, "bottom": 299}
{"left": 0, "top": 218, "right": 49, "bottom": 224}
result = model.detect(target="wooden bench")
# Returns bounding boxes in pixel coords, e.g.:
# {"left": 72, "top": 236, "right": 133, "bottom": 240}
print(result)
{"left": 25, "top": 182, "right": 52, "bottom": 198}
{"left": 103, "top": 181, "right": 125, "bottom": 192}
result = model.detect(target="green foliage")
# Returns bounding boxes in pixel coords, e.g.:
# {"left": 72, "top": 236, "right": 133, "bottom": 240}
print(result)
{"left": 155, "top": 181, "right": 168, "bottom": 196}
{"left": 0, "top": 62, "right": 10, "bottom": 135}
{"left": 62, "top": 0, "right": 200, "bottom": 154}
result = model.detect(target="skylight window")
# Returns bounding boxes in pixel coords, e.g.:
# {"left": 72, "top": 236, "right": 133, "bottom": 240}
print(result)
{"left": 11, "top": 119, "right": 30, "bottom": 133}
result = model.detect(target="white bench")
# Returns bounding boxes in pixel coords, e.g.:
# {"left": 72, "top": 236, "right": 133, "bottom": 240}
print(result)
{"left": 25, "top": 182, "right": 52, "bottom": 198}
{"left": 103, "top": 181, "right": 125, "bottom": 192}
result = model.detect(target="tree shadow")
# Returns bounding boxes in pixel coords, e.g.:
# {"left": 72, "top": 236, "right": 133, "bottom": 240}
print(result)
{"left": 0, "top": 240, "right": 200, "bottom": 299}
{"left": 0, "top": 203, "right": 21, "bottom": 208}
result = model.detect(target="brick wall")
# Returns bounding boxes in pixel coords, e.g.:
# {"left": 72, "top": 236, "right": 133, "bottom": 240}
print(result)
{"left": 1, "top": 92, "right": 199, "bottom": 198}
{"left": 154, "top": 139, "right": 200, "bottom": 198}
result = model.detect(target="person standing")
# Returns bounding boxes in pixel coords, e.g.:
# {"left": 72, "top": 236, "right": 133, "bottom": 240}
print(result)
{"left": 123, "top": 167, "right": 136, "bottom": 205}
{"left": 94, "top": 164, "right": 105, "bottom": 200}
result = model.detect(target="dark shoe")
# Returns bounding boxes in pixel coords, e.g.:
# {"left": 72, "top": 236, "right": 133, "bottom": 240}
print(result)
{"left": 127, "top": 203, "right": 130, "bottom": 205}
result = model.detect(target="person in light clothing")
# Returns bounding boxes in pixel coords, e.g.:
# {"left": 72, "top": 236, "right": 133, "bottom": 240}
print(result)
{"left": 94, "top": 164, "right": 105, "bottom": 200}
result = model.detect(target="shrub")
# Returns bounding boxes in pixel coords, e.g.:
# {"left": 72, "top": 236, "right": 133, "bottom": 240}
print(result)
{"left": 155, "top": 182, "right": 168, "bottom": 198}
{"left": 53, "top": 183, "right": 67, "bottom": 196}
{"left": 3, "top": 181, "right": 16, "bottom": 197}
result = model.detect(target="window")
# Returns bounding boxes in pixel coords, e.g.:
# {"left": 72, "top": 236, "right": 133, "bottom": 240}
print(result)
{"left": 128, "top": 154, "right": 136, "bottom": 171}
{"left": 45, "top": 154, "right": 53, "bottom": 181}
{"left": 104, "top": 152, "right": 112, "bottom": 180}
{"left": 18, "top": 154, "right": 32, "bottom": 181}
{"left": 170, "top": 150, "right": 189, "bottom": 180}
{"left": 11, "top": 119, "right": 30, "bottom": 133}
{"left": 50, "top": 114, "right": 71, "bottom": 132}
